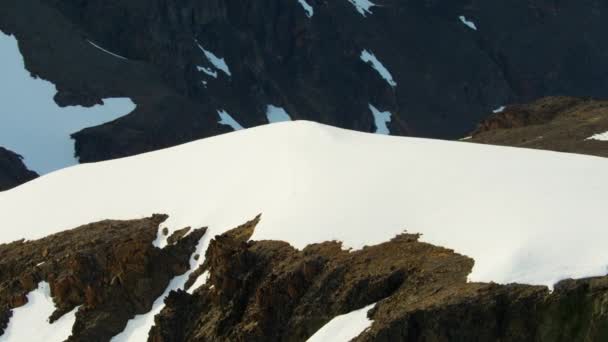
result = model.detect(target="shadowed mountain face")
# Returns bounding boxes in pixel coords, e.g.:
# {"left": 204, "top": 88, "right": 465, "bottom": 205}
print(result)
{"left": 2, "top": 0, "right": 608, "bottom": 163}
{"left": 0, "top": 147, "right": 38, "bottom": 191}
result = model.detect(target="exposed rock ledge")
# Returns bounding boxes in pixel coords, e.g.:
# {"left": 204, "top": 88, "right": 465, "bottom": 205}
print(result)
{"left": 470, "top": 96, "right": 608, "bottom": 158}
{"left": 151, "top": 217, "right": 608, "bottom": 341}
{"left": 1, "top": 215, "right": 607, "bottom": 341}
{"left": 0, "top": 214, "right": 205, "bottom": 341}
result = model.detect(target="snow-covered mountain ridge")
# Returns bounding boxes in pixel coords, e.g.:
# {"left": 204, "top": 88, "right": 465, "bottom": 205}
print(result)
{"left": 1, "top": 121, "right": 608, "bottom": 341}
{"left": 3, "top": 120, "right": 607, "bottom": 285}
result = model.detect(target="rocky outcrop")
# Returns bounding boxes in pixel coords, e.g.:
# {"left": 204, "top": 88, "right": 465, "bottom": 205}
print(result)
{"left": 0, "top": 214, "right": 606, "bottom": 341}
{"left": 362, "top": 278, "right": 608, "bottom": 341}
{"left": 0, "top": 214, "right": 206, "bottom": 341}
{"left": 0, "top": 147, "right": 38, "bottom": 191}
{"left": 149, "top": 216, "right": 608, "bottom": 342}
{"left": 3, "top": 1, "right": 608, "bottom": 162}
{"left": 470, "top": 96, "right": 608, "bottom": 157}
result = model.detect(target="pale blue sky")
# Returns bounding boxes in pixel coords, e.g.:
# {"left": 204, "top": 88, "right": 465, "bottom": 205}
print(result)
{"left": 0, "top": 33, "right": 135, "bottom": 174}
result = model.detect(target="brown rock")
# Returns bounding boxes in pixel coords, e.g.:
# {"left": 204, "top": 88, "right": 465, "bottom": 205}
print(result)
{"left": 470, "top": 96, "right": 608, "bottom": 158}
{"left": 167, "top": 227, "right": 191, "bottom": 245}
{"left": 150, "top": 217, "right": 608, "bottom": 342}
{"left": 0, "top": 214, "right": 207, "bottom": 341}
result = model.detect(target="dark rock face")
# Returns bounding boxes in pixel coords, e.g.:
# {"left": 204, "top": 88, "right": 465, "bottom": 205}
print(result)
{"left": 0, "top": 147, "right": 38, "bottom": 191}
{"left": 2, "top": 1, "right": 608, "bottom": 162}
{"left": 470, "top": 96, "right": 608, "bottom": 157}
{"left": 150, "top": 217, "right": 608, "bottom": 342}
{"left": 0, "top": 214, "right": 206, "bottom": 341}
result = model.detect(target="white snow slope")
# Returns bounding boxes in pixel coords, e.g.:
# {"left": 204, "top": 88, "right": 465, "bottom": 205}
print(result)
{"left": 1, "top": 121, "right": 608, "bottom": 339}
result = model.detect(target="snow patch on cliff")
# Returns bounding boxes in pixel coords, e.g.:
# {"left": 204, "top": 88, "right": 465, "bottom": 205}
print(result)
{"left": 360, "top": 50, "right": 397, "bottom": 87}
{"left": 266, "top": 105, "right": 292, "bottom": 123}
{"left": 459, "top": 16, "right": 478, "bottom": 30}
{"left": 493, "top": 106, "right": 506, "bottom": 113}
{"left": 298, "top": 0, "right": 314, "bottom": 17}
{"left": 369, "top": 104, "right": 391, "bottom": 134}
{"left": 217, "top": 110, "right": 245, "bottom": 130}
{"left": 348, "top": 0, "right": 376, "bottom": 16}
{"left": 586, "top": 131, "right": 608, "bottom": 141}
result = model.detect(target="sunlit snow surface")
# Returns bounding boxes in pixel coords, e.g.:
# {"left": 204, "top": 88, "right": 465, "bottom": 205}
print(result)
{"left": 0, "top": 33, "right": 135, "bottom": 174}
{"left": 2, "top": 121, "right": 608, "bottom": 286}
{"left": 368, "top": 104, "right": 391, "bottom": 134}
{"left": 298, "top": 0, "right": 314, "bottom": 18}
{"left": 217, "top": 110, "right": 245, "bottom": 130}
{"left": 360, "top": 50, "right": 397, "bottom": 87}
{"left": 586, "top": 131, "right": 608, "bottom": 141}
{"left": 348, "top": 0, "right": 376, "bottom": 16}
{"left": 0, "top": 282, "right": 78, "bottom": 342}
{"left": 307, "top": 304, "right": 376, "bottom": 342}
{"left": 266, "top": 105, "right": 292, "bottom": 123}
{"left": 2, "top": 121, "right": 608, "bottom": 339}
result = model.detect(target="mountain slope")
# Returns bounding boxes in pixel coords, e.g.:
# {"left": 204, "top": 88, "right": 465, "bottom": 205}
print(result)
{"left": 1, "top": 122, "right": 608, "bottom": 340}
{"left": 150, "top": 220, "right": 608, "bottom": 342}
{"left": 2, "top": 121, "right": 607, "bottom": 285}
{"left": 3, "top": 0, "right": 608, "bottom": 162}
